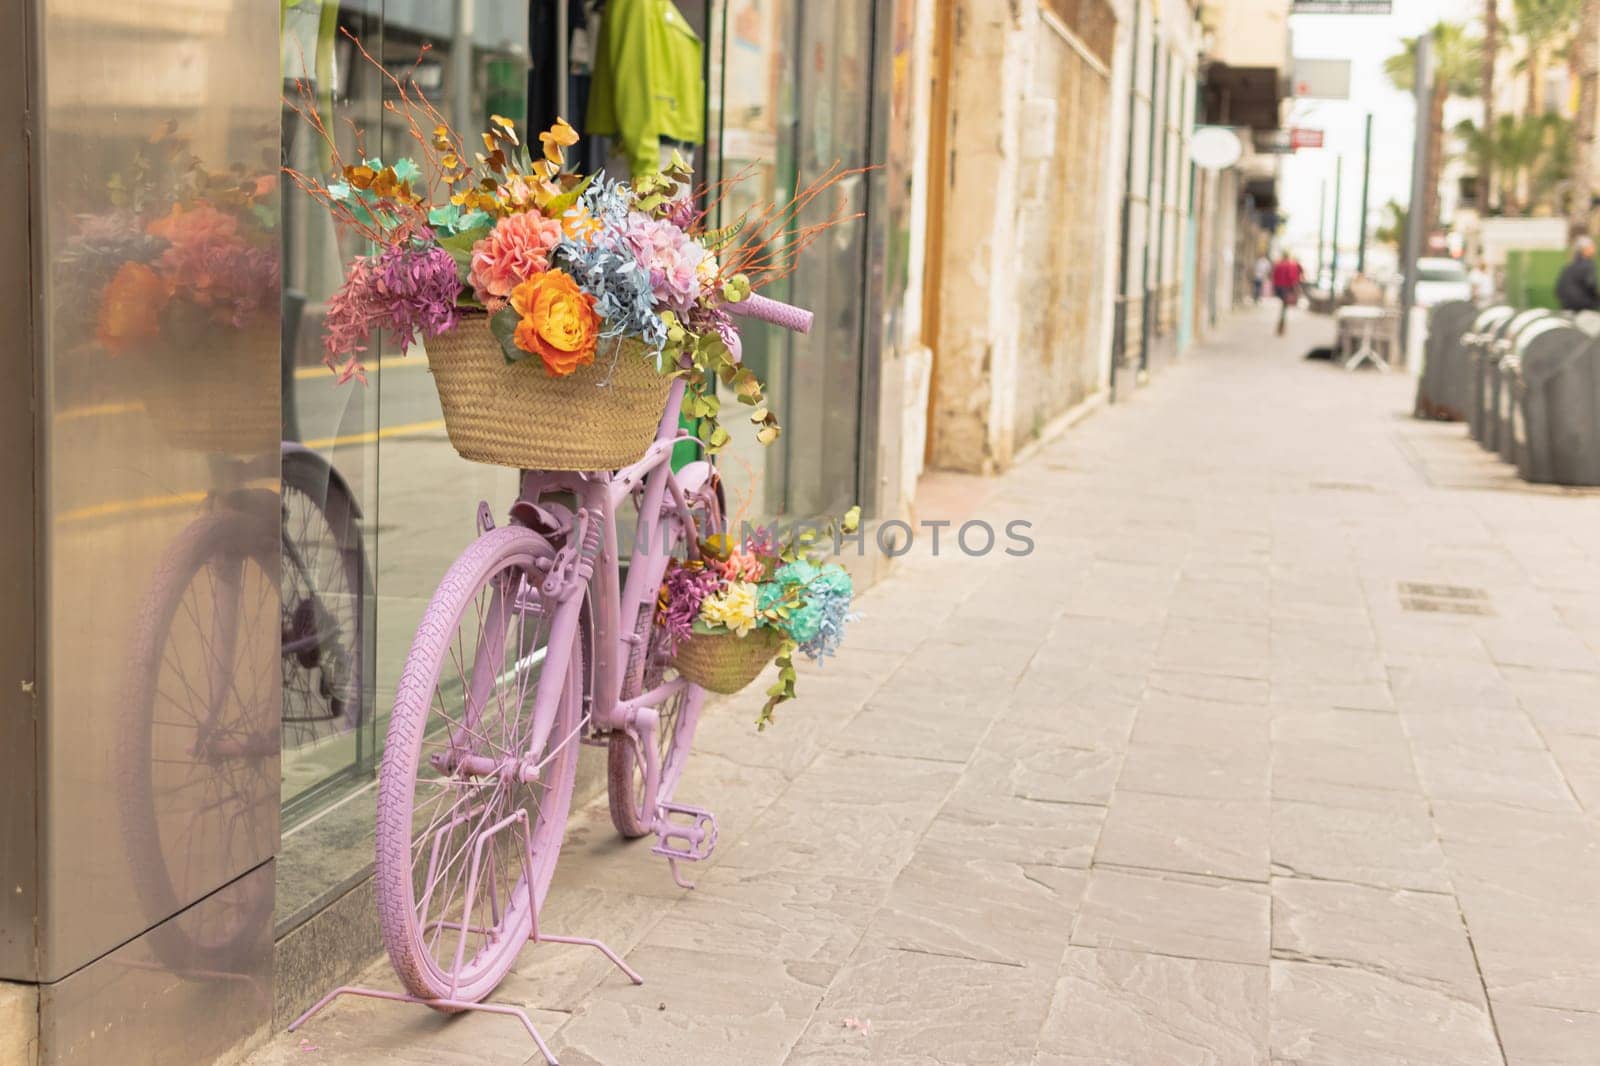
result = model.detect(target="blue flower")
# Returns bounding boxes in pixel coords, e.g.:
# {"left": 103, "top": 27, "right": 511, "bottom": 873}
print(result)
{"left": 762, "top": 561, "right": 856, "bottom": 662}
{"left": 552, "top": 176, "right": 667, "bottom": 352}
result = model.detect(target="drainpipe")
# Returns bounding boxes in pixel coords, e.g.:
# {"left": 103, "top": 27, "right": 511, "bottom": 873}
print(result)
{"left": 1111, "top": 0, "right": 1142, "bottom": 401}
{"left": 1151, "top": 47, "right": 1173, "bottom": 370}
{"left": 1138, "top": 21, "right": 1163, "bottom": 378}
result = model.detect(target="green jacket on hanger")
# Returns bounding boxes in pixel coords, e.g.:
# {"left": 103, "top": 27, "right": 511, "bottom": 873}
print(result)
{"left": 585, "top": 0, "right": 705, "bottom": 177}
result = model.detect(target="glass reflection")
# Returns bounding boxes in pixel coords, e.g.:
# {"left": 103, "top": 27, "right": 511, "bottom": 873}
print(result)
{"left": 39, "top": 0, "right": 282, "bottom": 972}
{"left": 276, "top": 0, "right": 531, "bottom": 930}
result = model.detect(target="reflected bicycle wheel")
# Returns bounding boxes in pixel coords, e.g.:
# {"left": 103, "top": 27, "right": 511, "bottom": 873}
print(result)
{"left": 119, "top": 508, "right": 280, "bottom": 971}
{"left": 280, "top": 447, "right": 366, "bottom": 751}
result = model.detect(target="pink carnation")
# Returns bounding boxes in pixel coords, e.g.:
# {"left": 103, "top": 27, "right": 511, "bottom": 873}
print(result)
{"left": 623, "top": 211, "right": 707, "bottom": 314}
{"left": 468, "top": 212, "right": 565, "bottom": 304}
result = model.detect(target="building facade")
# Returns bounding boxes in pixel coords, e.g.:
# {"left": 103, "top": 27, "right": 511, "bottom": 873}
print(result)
{"left": 1, "top": 3, "right": 1289, "bottom": 1064}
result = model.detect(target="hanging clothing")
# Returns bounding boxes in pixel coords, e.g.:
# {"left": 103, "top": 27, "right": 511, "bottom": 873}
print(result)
{"left": 586, "top": 0, "right": 705, "bottom": 178}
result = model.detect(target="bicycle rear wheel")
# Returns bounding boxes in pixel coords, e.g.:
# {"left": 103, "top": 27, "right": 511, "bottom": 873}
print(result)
{"left": 606, "top": 464, "right": 722, "bottom": 837}
{"left": 376, "top": 525, "right": 583, "bottom": 1005}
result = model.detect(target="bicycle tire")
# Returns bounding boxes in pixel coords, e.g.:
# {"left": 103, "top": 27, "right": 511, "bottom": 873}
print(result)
{"left": 375, "top": 525, "right": 583, "bottom": 1005}
{"left": 605, "top": 462, "right": 722, "bottom": 838}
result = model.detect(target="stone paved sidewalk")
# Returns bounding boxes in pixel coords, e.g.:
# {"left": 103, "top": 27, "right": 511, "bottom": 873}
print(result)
{"left": 253, "top": 305, "right": 1600, "bottom": 1065}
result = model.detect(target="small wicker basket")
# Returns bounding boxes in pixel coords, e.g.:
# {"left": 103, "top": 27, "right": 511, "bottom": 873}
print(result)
{"left": 424, "top": 312, "right": 675, "bottom": 471}
{"left": 672, "top": 627, "right": 784, "bottom": 694}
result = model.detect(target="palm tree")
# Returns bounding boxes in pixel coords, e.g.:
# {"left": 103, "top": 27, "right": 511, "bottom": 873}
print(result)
{"left": 1376, "top": 200, "right": 1409, "bottom": 248}
{"left": 1512, "top": 0, "right": 1581, "bottom": 113}
{"left": 1386, "top": 23, "right": 1484, "bottom": 234}
{"left": 1458, "top": 112, "right": 1571, "bottom": 213}
{"left": 1572, "top": 0, "right": 1600, "bottom": 232}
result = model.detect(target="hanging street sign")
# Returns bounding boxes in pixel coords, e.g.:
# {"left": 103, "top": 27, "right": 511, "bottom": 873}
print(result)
{"left": 1291, "top": 1, "right": 1393, "bottom": 13}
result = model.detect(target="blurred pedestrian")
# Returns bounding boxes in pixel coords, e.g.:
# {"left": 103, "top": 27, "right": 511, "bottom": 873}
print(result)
{"left": 1556, "top": 237, "right": 1600, "bottom": 312}
{"left": 1468, "top": 259, "right": 1493, "bottom": 303}
{"left": 1252, "top": 255, "right": 1271, "bottom": 303}
{"left": 1272, "top": 252, "right": 1304, "bottom": 336}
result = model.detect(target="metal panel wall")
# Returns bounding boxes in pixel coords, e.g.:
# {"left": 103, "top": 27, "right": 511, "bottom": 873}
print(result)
{"left": 0, "top": 0, "right": 41, "bottom": 988}
{"left": 30, "top": 0, "right": 281, "bottom": 990}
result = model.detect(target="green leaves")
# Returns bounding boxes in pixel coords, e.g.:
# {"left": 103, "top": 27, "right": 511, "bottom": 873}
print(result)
{"left": 543, "top": 172, "right": 594, "bottom": 219}
{"left": 488, "top": 306, "right": 528, "bottom": 364}
{"left": 438, "top": 223, "right": 491, "bottom": 285}
{"left": 758, "top": 642, "right": 799, "bottom": 730}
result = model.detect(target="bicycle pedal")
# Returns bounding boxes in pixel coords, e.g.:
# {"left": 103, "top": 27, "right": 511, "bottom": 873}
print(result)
{"left": 651, "top": 803, "right": 718, "bottom": 889}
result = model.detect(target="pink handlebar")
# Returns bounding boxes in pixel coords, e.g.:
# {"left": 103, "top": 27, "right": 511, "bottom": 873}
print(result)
{"left": 728, "top": 293, "right": 814, "bottom": 335}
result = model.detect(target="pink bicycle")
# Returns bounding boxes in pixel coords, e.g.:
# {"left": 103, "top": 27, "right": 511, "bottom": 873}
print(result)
{"left": 290, "top": 294, "right": 812, "bottom": 1063}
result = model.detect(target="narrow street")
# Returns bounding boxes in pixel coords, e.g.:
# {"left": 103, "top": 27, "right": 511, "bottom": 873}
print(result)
{"left": 256, "top": 305, "right": 1600, "bottom": 1066}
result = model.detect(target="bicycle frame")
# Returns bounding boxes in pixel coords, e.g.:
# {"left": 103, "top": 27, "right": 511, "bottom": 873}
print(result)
{"left": 508, "top": 376, "right": 703, "bottom": 802}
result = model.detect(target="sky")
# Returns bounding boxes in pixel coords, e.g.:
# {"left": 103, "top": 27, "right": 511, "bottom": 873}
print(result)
{"left": 1278, "top": 0, "right": 1475, "bottom": 262}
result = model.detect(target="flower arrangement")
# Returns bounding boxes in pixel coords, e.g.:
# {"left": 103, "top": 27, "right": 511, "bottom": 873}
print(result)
{"left": 59, "top": 123, "right": 281, "bottom": 356}
{"left": 284, "top": 33, "right": 861, "bottom": 454}
{"left": 658, "top": 509, "right": 860, "bottom": 727}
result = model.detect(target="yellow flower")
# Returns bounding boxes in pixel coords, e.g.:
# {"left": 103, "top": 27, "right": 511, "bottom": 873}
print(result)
{"left": 700, "top": 581, "right": 759, "bottom": 637}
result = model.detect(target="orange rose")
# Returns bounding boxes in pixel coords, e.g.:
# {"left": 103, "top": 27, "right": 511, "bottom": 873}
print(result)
{"left": 509, "top": 269, "right": 600, "bottom": 377}
{"left": 96, "top": 262, "right": 170, "bottom": 354}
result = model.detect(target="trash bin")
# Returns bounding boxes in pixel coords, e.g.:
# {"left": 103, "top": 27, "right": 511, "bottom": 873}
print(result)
{"left": 1513, "top": 320, "right": 1590, "bottom": 482}
{"left": 1480, "top": 309, "right": 1549, "bottom": 451}
{"left": 1464, "top": 306, "right": 1515, "bottom": 442}
{"left": 1520, "top": 331, "right": 1600, "bottom": 485}
{"left": 1416, "top": 300, "right": 1478, "bottom": 420}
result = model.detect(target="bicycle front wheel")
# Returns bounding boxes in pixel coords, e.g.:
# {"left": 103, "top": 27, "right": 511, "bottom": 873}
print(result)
{"left": 375, "top": 525, "right": 583, "bottom": 1005}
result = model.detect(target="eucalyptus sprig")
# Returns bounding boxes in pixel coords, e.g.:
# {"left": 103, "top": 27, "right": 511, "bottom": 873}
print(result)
{"left": 662, "top": 277, "right": 784, "bottom": 454}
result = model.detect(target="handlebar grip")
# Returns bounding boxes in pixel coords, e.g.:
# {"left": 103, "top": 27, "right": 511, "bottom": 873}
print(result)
{"left": 729, "top": 293, "right": 815, "bottom": 335}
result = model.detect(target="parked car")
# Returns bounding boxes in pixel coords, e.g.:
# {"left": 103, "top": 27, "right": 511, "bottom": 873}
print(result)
{"left": 1411, "top": 257, "right": 1474, "bottom": 307}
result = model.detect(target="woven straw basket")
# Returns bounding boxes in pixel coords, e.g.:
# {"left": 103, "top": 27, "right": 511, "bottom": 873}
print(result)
{"left": 425, "top": 313, "right": 674, "bottom": 470}
{"left": 141, "top": 326, "right": 280, "bottom": 455}
{"left": 673, "top": 627, "right": 784, "bottom": 694}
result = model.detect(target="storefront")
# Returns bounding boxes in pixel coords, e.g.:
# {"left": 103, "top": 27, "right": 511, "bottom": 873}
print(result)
{"left": 0, "top": 3, "right": 915, "bottom": 1063}
{"left": 274, "top": 0, "right": 907, "bottom": 1003}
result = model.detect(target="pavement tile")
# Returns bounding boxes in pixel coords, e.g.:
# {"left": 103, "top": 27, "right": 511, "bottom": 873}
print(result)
{"left": 1493, "top": 1002, "right": 1600, "bottom": 1066}
{"left": 1388, "top": 658, "right": 1517, "bottom": 711}
{"left": 1072, "top": 867, "right": 1269, "bottom": 965}
{"left": 826, "top": 697, "right": 994, "bottom": 763}
{"left": 970, "top": 729, "right": 1125, "bottom": 805}
{"left": 1116, "top": 740, "right": 1270, "bottom": 801}
{"left": 1270, "top": 798, "right": 1451, "bottom": 892}
{"left": 784, "top": 945, "right": 1052, "bottom": 1066}
{"left": 720, "top": 752, "right": 958, "bottom": 881}
{"left": 926, "top": 783, "right": 1105, "bottom": 870}
{"left": 1268, "top": 960, "right": 1501, "bottom": 1066}
{"left": 1269, "top": 677, "right": 1395, "bottom": 712}
{"left": 1545, "top": 733, "right": 1600, "bottom": 813}
{"left": 1144, "top": 670, "right": 1272, "bottom": 705}
{"left": 865, "top": 843, "right": 1086, "bottom": 967}
{"left": 1095, "top": 790, "right": 1270, "bottom": 882}
{"left": 1157, "top": 618, "right": 1271, "bottom": 679}
{"left": 1409, "top": 741, "right": 1580, "bottom": 813}
{"left": 1503, "top": 667, "right": 1600, "bottom": 737}
{"left": 1129, "top": 695, "right": 1270, "bottom": 751}
{"left": 1271, "top": 727, "right": 1425, "bottom": 802}
{"left": 1398, "top": 706, "right": 1547, "bottom": 749}
{"left": 1038, "top": 947, "right": 1268, "bottom": 1065}
{"left": 637, "top": 868, "right": 882, "bottom": 968}
{"left": 1269, "top": 879, "right": 1481, "bottom": 1000}
{"left": 550, "top": 945, "right": 828, "bottom": 1066}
